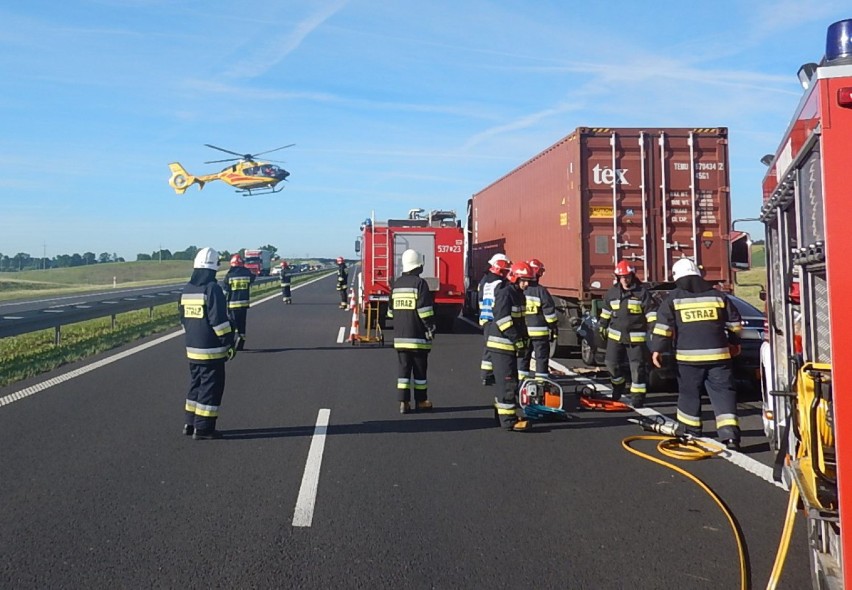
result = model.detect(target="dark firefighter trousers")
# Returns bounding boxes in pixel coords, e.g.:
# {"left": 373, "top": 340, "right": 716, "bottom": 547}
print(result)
{"left": 605, "top": 340, "right": 647, "bottom": 401}
{"left": 229, "top": 308, "right": 248, "bottom": 342}
{"left": 676, "top": 362, "right": 740, "bottom": 442}
{"left": 185, "top": 362, "right": 226, "bottom": 434}
{"left": 338, "top": 287, "right": 348, "bottom": 305}
{"left": 520, "top": 337, "right": 551, "bottom": 379}
{"left": 491, "top": 349, "right": 520, "bottom": 429}
{"left": 397, "top": 350, "right": 429, "bottom": 403}
{"left": 281, "top": 284, "right": 291, "bottom": 299}
{"left": 480, "top": 323, "right": 494, "bottom": 381}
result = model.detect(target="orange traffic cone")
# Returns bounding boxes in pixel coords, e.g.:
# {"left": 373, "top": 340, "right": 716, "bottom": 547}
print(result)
{"left": 348, "top": 305, "right": 360, "bottom": 342}
{"left": 348, "top": 289, "right": 356, "bottom": 310}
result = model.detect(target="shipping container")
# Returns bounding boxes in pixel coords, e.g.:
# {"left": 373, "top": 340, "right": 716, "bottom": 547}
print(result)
{"left": 465, "top": 126, "right": 732, "bottom": 349}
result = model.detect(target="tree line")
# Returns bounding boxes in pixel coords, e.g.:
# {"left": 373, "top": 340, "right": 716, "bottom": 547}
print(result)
{"left": 0, "top": 244, "right": 280, "bottom": 272}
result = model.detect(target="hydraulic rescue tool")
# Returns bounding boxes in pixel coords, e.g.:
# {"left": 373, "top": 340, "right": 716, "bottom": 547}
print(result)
{"left": 518, "top": 378, "right": 572, "bottom": 421}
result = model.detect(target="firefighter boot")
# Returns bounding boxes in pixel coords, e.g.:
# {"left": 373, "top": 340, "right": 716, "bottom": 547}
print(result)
{"left": 193, "top": 429, "right": 223, "bottom": 440}
{"left": 400, "top": 402, "right": 410, "bottom": 414}
{"left": 482, "top": 374, "right": 496, "bottom": 386}
{"left": 182, "top": 424, "right": 194, "bottom": 436}
{"left": 510, "top": 418, "right": 531, "bottom": 432}
{"left": 627, "top": 394, "right": 645, "bottom": 409}
{"left": 416, "top": 400, "right": 433, "bottom": 412}
{"left": 724, "top": 439, "right": 741, "bottom": 452}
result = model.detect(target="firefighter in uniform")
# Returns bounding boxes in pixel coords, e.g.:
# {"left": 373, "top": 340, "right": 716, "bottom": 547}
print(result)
{"left": 336, "top": 257, "right": 349, "bottom": 309}
{"left": 392, "top": 249, "right": 437, "bottom": 414}
{"left": 179, "top": 247, "right": 236, "bottom": 440}
{"left": 279, "top": 261, "right": 292, "bottom": 303}
{"left": 598, "top": 261, "right": 657, "bottom": 407}
{"left": 487, "top": 261, "right": 530, "bottom": 431}
{"left": 651, "top": 257, "right": 743, "bottom": 450}
{"left": 478, "top": 253, "right": 511, "bottom": 386}
{"left": 518, "top": 258, "right": 559, "bottom": 380}
{"left": 223, "top": 254, "right": 254, "bottom": 350}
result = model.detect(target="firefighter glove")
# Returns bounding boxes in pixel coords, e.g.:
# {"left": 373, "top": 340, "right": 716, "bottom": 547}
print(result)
{"left": 598, "top": 325, "right": 608, "bottom": 340}
{"left": 227, "top": 346, "right": 237, "bottom": 361}
{"left": 729, "top": 344, "right": 742, "bottom": 357}
{"left": 514, "top": 339, "right": 525, "bottom": 352}
{"left": 549, "top": 327, "right": 558, "bottom": 342}
{"left": 424, "top": 328, "right": 434, "bottom": 341}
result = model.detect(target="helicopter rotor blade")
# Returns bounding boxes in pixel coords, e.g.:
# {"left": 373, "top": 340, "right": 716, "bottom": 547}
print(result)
{"left": 204, "top": 144, "right": 245, "bottom": 158}
{"left": 204, "top": 157, "right": 241, "bottom": 164}
{"left": 254, "top": 144, "right": 295, "bottom": 157}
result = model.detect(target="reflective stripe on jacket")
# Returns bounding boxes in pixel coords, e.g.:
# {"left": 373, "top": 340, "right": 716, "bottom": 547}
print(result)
{"left": 651, "top": 289, "right": 742, "bottom": 364}
{"left": 180, "top": 281, "right": 234, "bottom": 363}
{"left": 599, "top": 281, "right": 656, "bottom": 344}
{"left": 392, "top": 272, "right": 436, "bottom": 351}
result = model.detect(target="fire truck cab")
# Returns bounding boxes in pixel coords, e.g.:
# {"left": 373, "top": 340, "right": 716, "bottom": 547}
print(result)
{"left": 747, "top": 19, "right": 852, "bottom": 589}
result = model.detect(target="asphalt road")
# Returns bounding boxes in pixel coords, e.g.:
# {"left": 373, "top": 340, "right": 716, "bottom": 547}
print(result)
{"left": 0, "top": 274, "right": 811, "bottom": 589}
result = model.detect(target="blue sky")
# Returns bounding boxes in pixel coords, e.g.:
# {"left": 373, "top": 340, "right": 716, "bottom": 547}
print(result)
{"left": 1, "top": 0, "right": 848, "bottom": 261}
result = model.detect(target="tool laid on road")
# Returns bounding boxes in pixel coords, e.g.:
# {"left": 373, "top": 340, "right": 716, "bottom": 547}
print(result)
{"left": 518, "top": 378, "right": 572, "bottom": 421}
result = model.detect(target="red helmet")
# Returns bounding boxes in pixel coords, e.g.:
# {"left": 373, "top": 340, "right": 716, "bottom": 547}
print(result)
{"left": 490, "top": 258, "right": 511, "bottom": 276}
{"left": 336, "top": 256, "right": 344, "bottom": 265}
{"left": 508, "top": 261, "right": 533, "bottom": 284}
{"left": 527, "top": 258, "right": 545, "bottom": 278}
{"left": 614, "top": 260, "right": 635, "bottom": 276}
{"left": 280, "top": 261, "right": 288, "bottom": 269}
{"left": 230, "top": 254, "right": 244, "bottom": 267}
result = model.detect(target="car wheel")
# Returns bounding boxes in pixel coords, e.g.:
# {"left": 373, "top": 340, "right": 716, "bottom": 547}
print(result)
{"left": 580, "top": 337, "right": 597, "bottom": 366}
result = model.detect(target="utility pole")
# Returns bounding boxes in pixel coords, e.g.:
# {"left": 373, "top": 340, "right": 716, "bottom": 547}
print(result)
{"left": 43, "top": 241, "right": 46, "bottom": 270}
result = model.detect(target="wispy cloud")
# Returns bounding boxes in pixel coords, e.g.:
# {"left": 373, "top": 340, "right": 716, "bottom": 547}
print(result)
{"left": 223, "top": 0, "right": 350, "bottom": 79}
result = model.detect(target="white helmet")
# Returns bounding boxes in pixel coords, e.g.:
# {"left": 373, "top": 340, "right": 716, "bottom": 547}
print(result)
{"left": 193, "top": 247, "right": 219, "bottom": 271}
{"left": 488, "top": 253, "right": 511, "bottom": 267}
{"left": 401, "top": 249, "right": 424, "bottom": 272}
{"left": 671, "top": 257, "right": 701, "bottom": 281}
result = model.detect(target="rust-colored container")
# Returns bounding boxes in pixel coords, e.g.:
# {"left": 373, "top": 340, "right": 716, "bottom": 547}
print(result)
{"left": 468, "top": 127, "right": 732, "bottom": 309}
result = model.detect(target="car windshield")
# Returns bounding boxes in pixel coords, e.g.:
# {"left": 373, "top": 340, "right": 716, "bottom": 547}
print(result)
{"left": 244, "top": 257, "right": 261, "bottom": 264}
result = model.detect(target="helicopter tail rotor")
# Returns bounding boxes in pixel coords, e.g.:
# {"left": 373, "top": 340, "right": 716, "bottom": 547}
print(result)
{"left": 168, "top": 162, "right": 204, "bottom": 195}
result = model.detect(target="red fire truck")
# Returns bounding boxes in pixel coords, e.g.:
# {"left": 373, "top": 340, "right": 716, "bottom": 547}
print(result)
{"left": 356, "top": 208, "right": 465, "bottom": 331}
{"left": 748, "top": 18, "right": 852, "bottom": 589}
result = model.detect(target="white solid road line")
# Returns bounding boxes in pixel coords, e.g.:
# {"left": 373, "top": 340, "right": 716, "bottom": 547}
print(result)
{"left": 549, "top": 358, "right": 786, "bottom": 490}
{"left": 337, "top": 326, "right": 346, "bottom": 343}
{"left": 293, "top": 408, "right": 331, "bottom": 528}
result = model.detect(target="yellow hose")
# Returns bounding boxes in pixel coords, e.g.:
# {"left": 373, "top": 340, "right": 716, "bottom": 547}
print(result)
{"left": 765, "top": 481, "right": 800, "bottom": 590}
{"left": 622, "top": 435, "right": 750, "bottom": 590}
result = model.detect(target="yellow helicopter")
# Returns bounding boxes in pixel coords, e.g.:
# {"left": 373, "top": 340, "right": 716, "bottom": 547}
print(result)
{"left": 168, "top": 144, "right": 293, "bottom": 196}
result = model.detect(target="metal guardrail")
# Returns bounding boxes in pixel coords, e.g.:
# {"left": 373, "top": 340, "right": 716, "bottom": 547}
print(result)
{"left": 0, "top": 270, "right": 326, "bottom": 342}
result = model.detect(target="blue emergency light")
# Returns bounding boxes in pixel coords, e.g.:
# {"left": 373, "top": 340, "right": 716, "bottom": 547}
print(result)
{"left": 826, "top": 19, "right": 852, "bottom": 63}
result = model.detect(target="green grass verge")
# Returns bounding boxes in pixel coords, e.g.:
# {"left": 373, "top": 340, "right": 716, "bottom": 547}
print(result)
{"left": 0, "top": 274, "right": 328, "bottom": 389}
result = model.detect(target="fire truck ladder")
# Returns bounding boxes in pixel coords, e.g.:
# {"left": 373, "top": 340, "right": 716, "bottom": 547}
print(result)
{"left": 357, "top": 214, "right": 389, "bottom": 344}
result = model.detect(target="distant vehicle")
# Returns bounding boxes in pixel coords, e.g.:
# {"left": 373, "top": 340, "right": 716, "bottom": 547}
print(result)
{"left": 168, "top": 144, "right": 293, "bottom": 196}
{"left": 243, "top": 249, "right": 272, "bottom": 276}
{"left": 575, "top": 292, "right": 763, "bottom": 394}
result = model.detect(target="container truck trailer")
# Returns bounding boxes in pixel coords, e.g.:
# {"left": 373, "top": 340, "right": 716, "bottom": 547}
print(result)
{"left": 356, "top": 208, "right": 465, "bottom": 331}
{"left": 465, "top": 126, "right": 735, "bottom": 352}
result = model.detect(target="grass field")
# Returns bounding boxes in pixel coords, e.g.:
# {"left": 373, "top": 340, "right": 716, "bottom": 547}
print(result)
{"left": 732, "top": 244, "right": 766, "bottom": 308}
{"left": 0, "top": 261, "right": 205, "bottom": 301}
{"left": 0, "top": 271, "right": 333, "bottom": 388}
